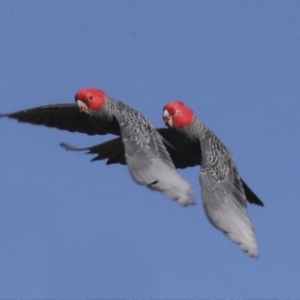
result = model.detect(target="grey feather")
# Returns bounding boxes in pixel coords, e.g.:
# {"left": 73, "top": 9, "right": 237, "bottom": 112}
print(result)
{"left": 200, "top": 170, "right": 258, "bottom": 258}
{"left": 111, "top": 100, "right": 195, "bottom": 206}
{"left": 59, "top": 96, "right": 195, "bottom": 206}
{"left": 62, "top": 133, "right": 263, "bottom": 206}
{"left": 180, "top": 117, "right": 259, "bottom": 257}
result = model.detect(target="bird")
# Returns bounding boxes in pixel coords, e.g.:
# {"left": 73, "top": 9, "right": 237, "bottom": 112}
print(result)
{"left": 162, "top": 101, "right": 260, "bottom": 257}
{"left": 61, "top": 101, "right": 263, "bottom": 258}
{"left": 0, "top": 89, "right": 195, "bottom": 206}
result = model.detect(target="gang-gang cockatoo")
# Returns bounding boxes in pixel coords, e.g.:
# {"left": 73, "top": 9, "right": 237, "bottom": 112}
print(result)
{"left": 0, "top": 89, "right": 195, "bottom": 206}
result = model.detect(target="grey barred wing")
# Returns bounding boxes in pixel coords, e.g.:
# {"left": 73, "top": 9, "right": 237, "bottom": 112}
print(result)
{"left": 0, "top": 104, "right": 119, "bottom": 135}
{"left": 118, "top": 117, "right": 195, "bottom": 206}
{"left": 75, "top": 128, "right": 200, "bottom": 168}
{"left": 58, "top": 126, "right": 264, "bottom": 206}
{"left": 199, "top": 170, "right": 258, "bottom": 258}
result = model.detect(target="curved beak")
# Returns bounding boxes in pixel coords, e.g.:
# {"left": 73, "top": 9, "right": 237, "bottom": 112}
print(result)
{"left": 163, "top": 109, "right": 173, "bottom": 127}
{"left": 76, "top": 99, "right": 89, "bottom": 113}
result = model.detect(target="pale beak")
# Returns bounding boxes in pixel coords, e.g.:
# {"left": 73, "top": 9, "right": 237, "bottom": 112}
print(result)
{"left": 76, "top": 99, "right": 88, "bottom": 113}
{"left": 163, "top": 109, "right": 173, "bottom": 127}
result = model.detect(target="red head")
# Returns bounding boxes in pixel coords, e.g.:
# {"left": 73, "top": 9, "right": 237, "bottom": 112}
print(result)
{"left": 75, "top": 88, "right": 107, "bottom": 113}
{"left": 163, "top": 101, "right": 195, "bottom": 128}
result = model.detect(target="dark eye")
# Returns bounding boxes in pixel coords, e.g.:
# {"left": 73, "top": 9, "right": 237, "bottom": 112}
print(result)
{"left": 89, "top": 96, "right": 93, "bottom": 101}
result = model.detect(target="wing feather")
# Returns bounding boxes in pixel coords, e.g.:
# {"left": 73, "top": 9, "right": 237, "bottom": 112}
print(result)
{"left": 200, "top": 170, "right": 258, "bottom": 257}
{"left": 114, "top": 106, "right": 195, "bottom": 206}
{"left": 122, "top": 134, "right": 195, "bottom": 206}
{"left": 60, "top": 130, "right": 263, "bottom": 206}
{"left": 0, "top": 104, "right": 119, "bottom": 135}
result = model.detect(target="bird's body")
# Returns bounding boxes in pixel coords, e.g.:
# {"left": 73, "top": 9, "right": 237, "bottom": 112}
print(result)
{"left": 162, "top": 101, "right": 259, "bottom": 257}
{"left": 0, "top": 89, "right": 195, "bottom": 206}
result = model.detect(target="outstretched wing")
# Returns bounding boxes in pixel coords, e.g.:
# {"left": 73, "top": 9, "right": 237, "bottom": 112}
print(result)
{"left": 60, "top": 139, "right": 127, "bottom": 165}
{"left": 114, "top": 103, "right": 195, "bottom": 206}
{"left": 0, "top": 104, "right": 120, "bottom": 135}
{"left": 59, "top": 127, "right": 263, "bottom": 206}
{"left": 199, "top": 167, "right": 258, "bottom": 258}
{"left": 63, "top": 128, "right": 199, "bottom": 168}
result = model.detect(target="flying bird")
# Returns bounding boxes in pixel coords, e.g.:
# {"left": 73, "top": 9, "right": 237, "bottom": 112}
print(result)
{"left": 0, "top": 89, "right": 195, "bottom": 206}
{"left": 61, "top": 101, "right": 263, "bottom": 258}
{"left": 162, "top": 101, "right": 260, "bottom": 257}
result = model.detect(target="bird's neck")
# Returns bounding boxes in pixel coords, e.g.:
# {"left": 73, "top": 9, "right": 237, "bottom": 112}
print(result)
{"left": 179, "top": 117, "right": 208, "bottom": 142}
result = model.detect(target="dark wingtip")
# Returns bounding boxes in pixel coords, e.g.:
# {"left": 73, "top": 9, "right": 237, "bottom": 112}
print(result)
{"left": 60, "top": 142, "right": 75, "bottom": 151}
{"left": 91, "top": 156, "right": 101, "bottom": 162}
{"left": 249, "top": 198, "right": 264, "bottom": 207}
{"left": 241, "top": 179, "right": 264, "bottom": 207}
{"left": 59, "top": 142, "right": 87, "bottom": 151}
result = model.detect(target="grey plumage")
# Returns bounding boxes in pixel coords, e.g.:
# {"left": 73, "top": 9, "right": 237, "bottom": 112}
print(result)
{"left": 89, "top": 97, "right": 195, "bottom": 206}
{"left": 60, "top": 130, "right": 263, "bottom": 207}
{"left": 179, "top": 117, "right": 259, "bottom": 257}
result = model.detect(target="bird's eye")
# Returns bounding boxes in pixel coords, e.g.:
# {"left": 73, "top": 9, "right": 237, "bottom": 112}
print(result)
{"left": 175, "top": 110, "right": 181, "bottom": 115}
{"left": 89, "top": 96, "right": 93, "bottom": 101}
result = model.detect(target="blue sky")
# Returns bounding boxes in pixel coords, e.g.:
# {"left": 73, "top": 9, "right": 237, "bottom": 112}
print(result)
{"left": 0, "top": 1, "right": 299, "bottom": 298}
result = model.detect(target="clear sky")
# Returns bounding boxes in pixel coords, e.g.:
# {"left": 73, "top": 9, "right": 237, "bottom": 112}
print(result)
{"left": 0, "top": 1, "right": 299, "bottom": 298}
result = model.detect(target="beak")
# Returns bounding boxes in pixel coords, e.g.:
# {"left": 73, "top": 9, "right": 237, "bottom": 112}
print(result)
{"left": 76, "top": 99, "right": 88, "bottom": 113}
{"left": 163, "top": 109, "right": 173, "bottom": 127}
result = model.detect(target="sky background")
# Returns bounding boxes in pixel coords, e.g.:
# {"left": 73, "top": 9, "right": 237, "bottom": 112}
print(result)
{"left": 0, "top": 1, "right": 299, "bottom": 298}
